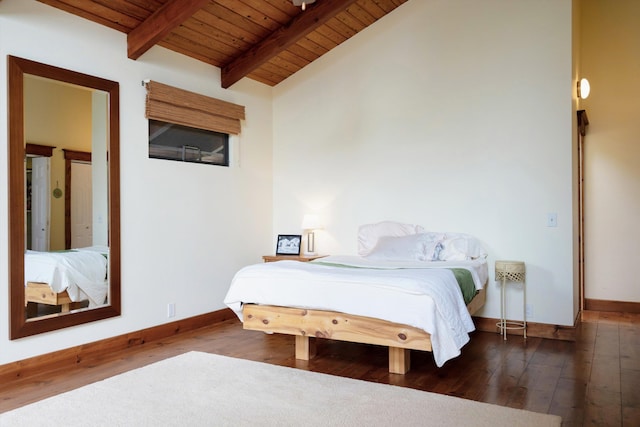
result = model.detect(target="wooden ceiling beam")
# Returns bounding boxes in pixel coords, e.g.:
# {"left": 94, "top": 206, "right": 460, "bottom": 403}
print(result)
{"left": 127, "top": 0, "right": 210, "bottom": 60}
{"left": 221, "top": 0, "right": 359, "bottom": 88}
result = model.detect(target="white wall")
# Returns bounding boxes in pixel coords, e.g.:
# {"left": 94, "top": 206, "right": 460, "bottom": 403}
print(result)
{"left": 0, "top": 0, "right": 273, "bottom": 365}
{"left": 273, "top": 0, "right": 576, "bottom": 325}
{"left": 581, "top": 0, "right": 640, "bottom": 303}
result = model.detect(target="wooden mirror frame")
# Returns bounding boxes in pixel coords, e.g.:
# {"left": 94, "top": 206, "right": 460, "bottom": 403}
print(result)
{"left": 8, "top": 55, "right": 121, "bottom": 339}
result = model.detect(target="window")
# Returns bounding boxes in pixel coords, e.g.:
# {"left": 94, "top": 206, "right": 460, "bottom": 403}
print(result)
{"left": 148, "top": 119, "right": 229, "bottom": 166}
{"left": 143, "top": 80, "right": 244, "bottom": 167}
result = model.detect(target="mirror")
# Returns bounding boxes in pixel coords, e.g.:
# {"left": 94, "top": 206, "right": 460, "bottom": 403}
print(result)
{"left": 9, "top": 56, "right": 121, "bottom": 339}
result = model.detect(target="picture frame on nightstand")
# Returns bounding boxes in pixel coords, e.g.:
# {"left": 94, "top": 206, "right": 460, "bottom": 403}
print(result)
{"left": 275, "top": 234, "right": 302, "bottom": 255}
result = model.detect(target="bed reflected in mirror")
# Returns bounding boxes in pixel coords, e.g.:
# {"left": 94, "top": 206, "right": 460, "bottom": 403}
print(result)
{"left": 8, "top": 56, "right": 121, "bottom": 339}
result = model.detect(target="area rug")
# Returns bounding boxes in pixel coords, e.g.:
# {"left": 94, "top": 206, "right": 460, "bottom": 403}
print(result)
{"left": 0, "top": 351, "right": 561, "bottom": 426}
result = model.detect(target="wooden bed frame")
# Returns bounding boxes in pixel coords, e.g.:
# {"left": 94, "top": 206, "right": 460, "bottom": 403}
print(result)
{"left": 243, "top": 286, "right": 486, "bottom": 374}
{"left": 25, "top": 282, "right": 84, "bottom": 317}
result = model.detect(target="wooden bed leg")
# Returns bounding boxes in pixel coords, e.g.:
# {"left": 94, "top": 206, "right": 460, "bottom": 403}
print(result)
{"left": 389, "top": 347, "right": 410, "bottom": 374}
{"left": 25, "top": 302, "right": 38, "bottom": 319}
{"left": 295, "top": 335, "right": 316, "bottom": 360}
{"left": 69, "top": 302, "right": 84, "bottom": 311}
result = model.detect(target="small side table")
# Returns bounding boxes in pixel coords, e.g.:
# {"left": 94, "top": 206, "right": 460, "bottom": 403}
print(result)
{"left": 262, "top": 254, "right": 327, "bottom": 263}
{"left": 495, "top": 260, "right": 526, "bottom": 340}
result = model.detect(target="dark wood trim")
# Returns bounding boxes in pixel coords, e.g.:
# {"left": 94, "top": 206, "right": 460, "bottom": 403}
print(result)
{"left": 25, "top": 143, "right": 55, "bottom": 157}
{"left": 8, "top": 56, "right": 26, "bottom": 340}
{"left": 63, "top": 149, "right": 92, "bottom": 162}
{"left": 0, "top": 309, "right": 236, "bottom": 385}
{"left": 577, "top": 109, "right": 589, "bottom": 137}
{"left": 577, "top": 109, "right": 589, "bottom": 312}
{"left": 65, "top": 158, "right": 71, "bottom": 248}
{"left": 585, "top": 298, "right": 640, "bottom": 314}
{"left": 473, "top": 316, "right": 576, "bottom": 342}
{"left": 8, "top": 55, "right": 121, "bottom": 339}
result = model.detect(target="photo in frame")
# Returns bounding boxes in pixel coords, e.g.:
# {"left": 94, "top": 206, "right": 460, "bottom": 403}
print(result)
{"left": 276, "top": 234, "right": 302, "bottom": 255}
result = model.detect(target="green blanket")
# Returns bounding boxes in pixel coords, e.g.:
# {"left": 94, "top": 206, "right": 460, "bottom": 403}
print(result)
{"left": 447, "top": 268, "right": 477, "bottom": 305}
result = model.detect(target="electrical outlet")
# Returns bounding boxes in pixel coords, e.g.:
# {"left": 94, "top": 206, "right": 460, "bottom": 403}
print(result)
{"left": 167, "top": 303, "right": 175, "bottom": 318}
{"left": 526, "top": 303, "right": 533, "bottom": 319}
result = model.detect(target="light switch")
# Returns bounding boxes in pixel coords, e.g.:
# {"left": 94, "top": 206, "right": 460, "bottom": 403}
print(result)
{"left": 547, "top": 213, "right": 557, "bottom": 227}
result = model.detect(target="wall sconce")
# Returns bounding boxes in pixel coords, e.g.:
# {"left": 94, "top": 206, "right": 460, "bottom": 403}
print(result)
{"left": 577, "top": 78, "right": 591, "bottom": 99}
{"left": 301, "top": 214, "right": 323, "bottom": 255}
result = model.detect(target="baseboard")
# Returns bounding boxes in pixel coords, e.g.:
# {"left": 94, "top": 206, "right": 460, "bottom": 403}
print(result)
{"left": 585, "top": 298, "right": 640, "bottom": 314}
{"left": 0, "top": 308, "right": 237, "bottom": 385}
{"left": 472, "top": 316, "right": 576, "bottom": 342}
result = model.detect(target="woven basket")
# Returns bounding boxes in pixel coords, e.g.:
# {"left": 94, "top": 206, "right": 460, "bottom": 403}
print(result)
{"left": 495, "top": 260, "right": 525, "bottom": 282}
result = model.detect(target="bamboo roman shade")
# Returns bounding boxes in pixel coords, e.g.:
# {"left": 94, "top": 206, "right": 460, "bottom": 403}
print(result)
{"left": 145, "top": 80, "right": 245, "bottom": 135}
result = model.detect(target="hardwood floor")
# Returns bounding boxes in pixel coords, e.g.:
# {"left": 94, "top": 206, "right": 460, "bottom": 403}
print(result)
{"left": 1, "top": 310, "right": 638, "bottom": 426}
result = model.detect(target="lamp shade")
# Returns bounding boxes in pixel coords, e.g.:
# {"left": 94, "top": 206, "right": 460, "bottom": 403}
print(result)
{"left": 292, "top": 0, "right": 315, "bottom": 6}
{"left": 301, "top": 214, "right": 322, "bottom": 230}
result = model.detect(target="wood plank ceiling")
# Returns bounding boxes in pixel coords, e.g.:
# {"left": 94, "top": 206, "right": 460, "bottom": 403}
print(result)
{"left": 36, "top": 0, "right": 408, "bottom": 88}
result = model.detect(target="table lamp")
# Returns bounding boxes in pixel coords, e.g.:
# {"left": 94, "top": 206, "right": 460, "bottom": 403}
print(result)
{"left": 301, "top": 214, "right": 322, "bottom": 256}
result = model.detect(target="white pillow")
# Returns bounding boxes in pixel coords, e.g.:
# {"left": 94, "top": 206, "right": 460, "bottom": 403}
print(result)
{"left": 438, "top": 233, "right": 487, "bottom": 261}
{"left": 365, "top": 234, "right": 429, "bottom": 261}
{"left": 358, "top": 221, "right": 425, "bottom": 256}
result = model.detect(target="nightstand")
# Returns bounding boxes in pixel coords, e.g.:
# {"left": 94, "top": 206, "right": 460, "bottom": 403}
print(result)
{"left": 262, "top": 254, "right": 327, "bottom": 263}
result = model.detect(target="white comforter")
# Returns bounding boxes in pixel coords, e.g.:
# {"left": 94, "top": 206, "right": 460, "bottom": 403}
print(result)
{"left": 224, "top": 256, "right": 487, "bottom": 367}
{"left": 25, "top": 246, "right": 108, "bottom": 307}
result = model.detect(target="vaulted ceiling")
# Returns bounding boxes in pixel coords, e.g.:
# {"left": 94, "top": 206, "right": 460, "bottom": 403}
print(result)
{"left": 37, "top": 0, "right": 408, "bottom": 88}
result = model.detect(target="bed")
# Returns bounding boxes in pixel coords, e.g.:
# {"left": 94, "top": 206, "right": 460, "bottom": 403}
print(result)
{"left": 24, "top": 245, "right": 109, "bottom": 314}
{"left": 225, "top": 222, "right": 488, "bottom": 374}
